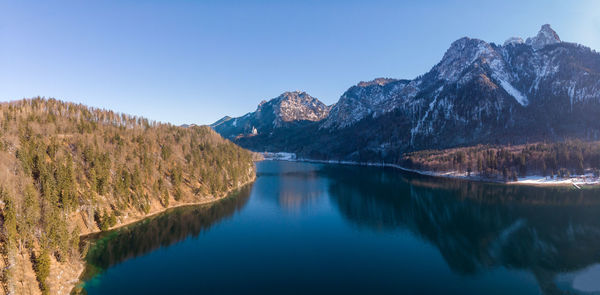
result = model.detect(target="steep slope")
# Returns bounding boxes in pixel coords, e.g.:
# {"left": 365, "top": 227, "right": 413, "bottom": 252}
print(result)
{"left": 0, "top": 98, "right": 255, "bottom": 294}
{"left": 213, "top": 24, "right": 600, "bottom": 163}
{"left": 321, "top": 78, "right": 412, "bottom": 129}
{"left": 211, "top": 91, "right": 330, "bottom": 141}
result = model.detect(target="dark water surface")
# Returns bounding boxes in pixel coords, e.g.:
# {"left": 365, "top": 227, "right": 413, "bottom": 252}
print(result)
{"left": 82, "top": 161, "right": 600, "bottom": 294}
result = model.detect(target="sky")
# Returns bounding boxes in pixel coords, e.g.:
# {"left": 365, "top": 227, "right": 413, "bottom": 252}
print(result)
{"left": 1, "top": 0, "right": 599, "bottom": 125}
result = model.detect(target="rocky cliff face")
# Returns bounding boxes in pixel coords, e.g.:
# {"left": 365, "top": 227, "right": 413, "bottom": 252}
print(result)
{"left": 526, "top": 24, "right": 561, "bottom": 50}
{"left": 211, "top": 91, "right": 330, "bottom": 140}
{"left": 321, "top": 78, "right": 413, "bottom": 129}
{"left": 213, "top": 25, "right": 600, "bottom": 161}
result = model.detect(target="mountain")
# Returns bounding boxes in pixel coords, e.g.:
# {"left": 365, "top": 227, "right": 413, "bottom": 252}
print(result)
{"left": 526, "top": 24, "right": 561, "bottom": 49}
{"left": 321, "top": 78, "right": 412, "bottom": 129}
{"left": 212, "top": 91, "right": 330, "bottom": 140}
{"left": 213, "top": 24, "right": 600, "bottom": 163}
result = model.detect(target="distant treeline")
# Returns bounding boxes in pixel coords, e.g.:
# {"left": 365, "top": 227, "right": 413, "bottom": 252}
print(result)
{"left": 400, "top": 141, "right": 600, "bottom": 181}
{"left": 0, "top": 98, "right": 254, "bottom": 294}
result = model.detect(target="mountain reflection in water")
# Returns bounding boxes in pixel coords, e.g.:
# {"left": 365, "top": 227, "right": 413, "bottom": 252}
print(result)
{"left": 255, "top": 166, "right": 325, "bottom": 212}
{"left": 82, "top": 161, "right": 600, "bottom": 295}
{"left": 323, "top": 164, "right": 600, "bottom": 294}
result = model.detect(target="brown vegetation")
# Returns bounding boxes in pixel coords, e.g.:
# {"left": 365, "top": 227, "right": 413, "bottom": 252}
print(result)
{"left": 0, "top": 98, "right": 255, "bottom": 294}
{"left": 400, "top": 141, "right": 600, "bottom": 181}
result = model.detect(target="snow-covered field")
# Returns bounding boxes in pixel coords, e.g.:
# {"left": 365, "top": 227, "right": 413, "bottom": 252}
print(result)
{"left": 262, "top": 152, "right": 296, "bottom": 161}
{"left": 261, "top": 152, "right": 600, "bottom": 188}
{"left": 511, "top": 174, "right": 600, "bottom": 188}
{"left": 556, "top": 263, "right": 600, "bottom": 293}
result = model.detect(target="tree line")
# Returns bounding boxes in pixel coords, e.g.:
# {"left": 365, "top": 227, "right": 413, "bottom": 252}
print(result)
{"left": 400, "top": 140, "right": 600, "bottom": 181}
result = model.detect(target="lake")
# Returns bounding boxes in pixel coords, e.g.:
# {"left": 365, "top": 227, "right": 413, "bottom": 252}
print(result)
{"left": 81, "top": 160, "right": 600, "bottom": 294}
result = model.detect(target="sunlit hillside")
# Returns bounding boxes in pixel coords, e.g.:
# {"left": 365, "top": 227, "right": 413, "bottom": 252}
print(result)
{"left": 0, "top": 98, "right": 255, "bottom": 294}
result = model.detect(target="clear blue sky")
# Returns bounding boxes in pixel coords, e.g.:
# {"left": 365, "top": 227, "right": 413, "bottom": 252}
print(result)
{"left": 1, "top": 0, "right": 599, "bottom": 125}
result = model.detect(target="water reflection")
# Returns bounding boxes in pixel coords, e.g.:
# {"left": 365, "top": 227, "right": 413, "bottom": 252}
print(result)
{"left": 323, "top": 165, "right": 600, "bottom": 294}
{"left": 82, "top": 184, "right": 252, "bottom": 281}
{"left": 82, "top": 162, "right": 600, "bottom": 295}
{"left": 255, "top": 161, "right": 326, "bottom": 212}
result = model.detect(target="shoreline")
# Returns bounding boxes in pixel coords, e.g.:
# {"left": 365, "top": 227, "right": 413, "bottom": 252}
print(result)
{"left": 262, "top": 153, "right": 599, "bottom": 188}
{"left": 62, "top": 156, "right": 597, "bottom": 293}
{"left": 68, "top": 175, "right": 256, "bottom": 294}
{"left": 80, "top": 176, "right": 256, "bottom": 238}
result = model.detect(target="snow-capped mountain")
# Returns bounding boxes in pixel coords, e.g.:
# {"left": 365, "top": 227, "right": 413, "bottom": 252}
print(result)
{"left": 212, "top": 24, "right": 600, "bottom": 161}
{"left": 324, "top": 25, "right": 597, "bottom": 132}
{"left": 211, "top": 91, "right": 330, "bottom": 140}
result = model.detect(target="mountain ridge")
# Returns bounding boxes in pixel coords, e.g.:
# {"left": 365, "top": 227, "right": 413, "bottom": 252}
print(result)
{"left": 212, "top": 24, "right": 600, "bottom": 163}
{"left": 212, "top": 91, "right": 331, "bottom": 140}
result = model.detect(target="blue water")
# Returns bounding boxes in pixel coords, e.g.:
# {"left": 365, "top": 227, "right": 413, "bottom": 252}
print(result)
{"left": 82, "top": 161, "right": 600, "bottom": 294}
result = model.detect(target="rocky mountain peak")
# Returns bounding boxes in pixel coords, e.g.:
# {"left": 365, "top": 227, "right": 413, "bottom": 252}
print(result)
{"left": 321, "top": 78, "right": 413, "bottom": 129}
{"left": 274, "top": 91, "right": 312, "bottom": 105}
{"left": 357, "top": 78, "right": 398, "bottom": 87}
{"left": 435, "top": 37, "right": 496, "bottom": 82}
{"left": 211, "top": 91, "right": 330, "bottom": 140}
{"left": 526, "top": 24, "right": 561, "bottom": 50}
{"left": 270, "top": 91, "right": 330, "bottom": 124}
{"left": 213, "top": 24, "right": 600, "bottom": 159}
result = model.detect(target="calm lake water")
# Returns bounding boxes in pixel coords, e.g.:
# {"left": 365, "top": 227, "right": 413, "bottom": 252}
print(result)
{"left": 81, "top": 160, "right": 600, "bottom": 295}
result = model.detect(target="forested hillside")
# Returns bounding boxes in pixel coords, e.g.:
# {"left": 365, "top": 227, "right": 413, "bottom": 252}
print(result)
{"left": 401, "top": 141, "right": 600, "bottom": 181}
{"left": 0, "top": 98, "right": 255, "bottom": 294}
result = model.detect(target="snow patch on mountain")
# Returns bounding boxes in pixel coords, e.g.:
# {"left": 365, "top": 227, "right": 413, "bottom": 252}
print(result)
{"left": 504, "top": 37, "right": 524, "bottom": 46}
{"left": 410, "top": 86, "right": 444, "bottom": 144}
{"left": 498, "top": 79, "right": 528, "bottom": 106}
